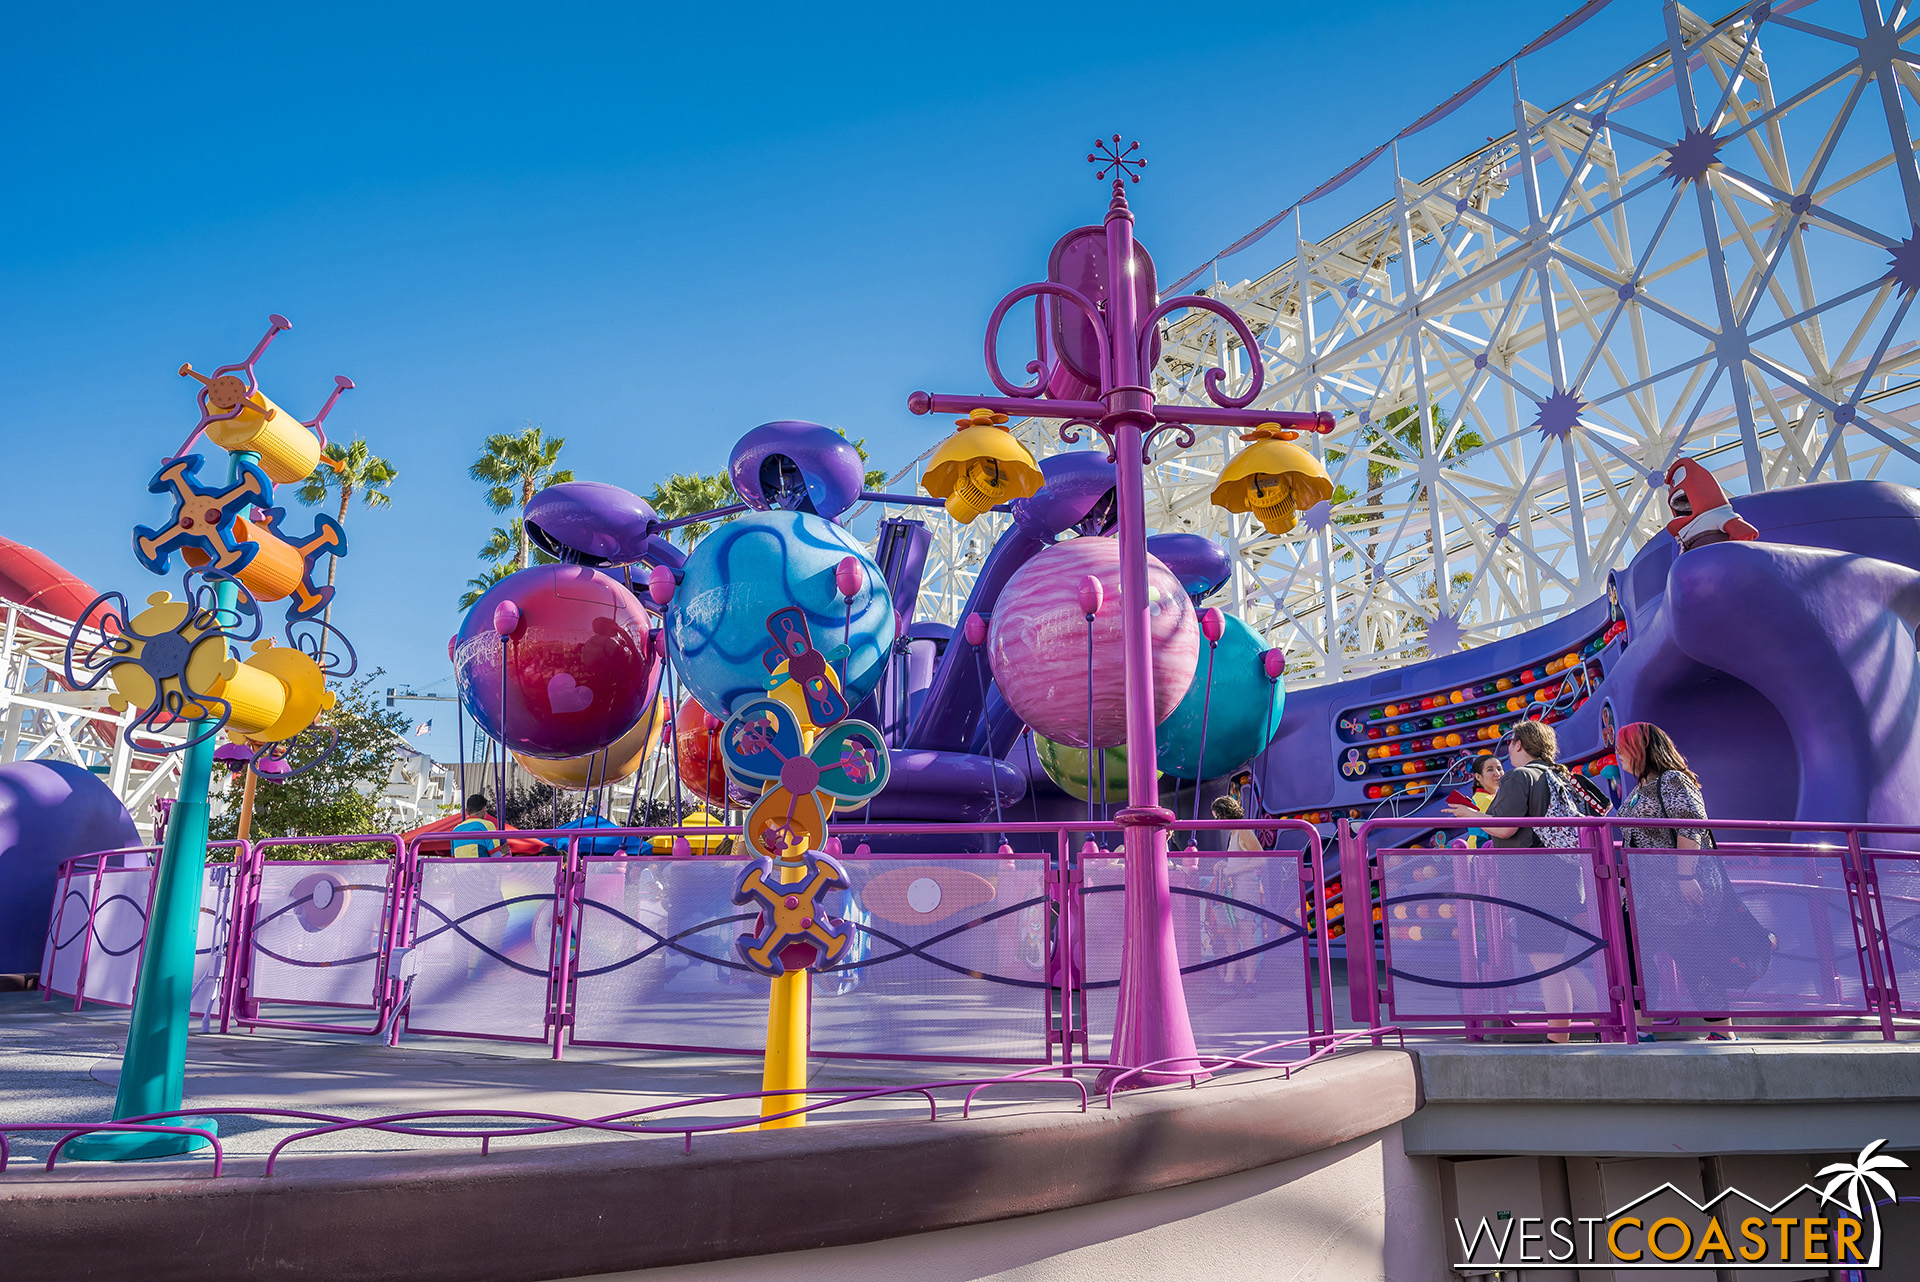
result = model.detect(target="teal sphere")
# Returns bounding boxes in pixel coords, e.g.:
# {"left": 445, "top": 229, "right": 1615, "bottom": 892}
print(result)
{"left": 667, "top": 510, "right": 894, "bottom": 716}
{"left": 1155, "top": 612, "right": 1284, "bottom": 780}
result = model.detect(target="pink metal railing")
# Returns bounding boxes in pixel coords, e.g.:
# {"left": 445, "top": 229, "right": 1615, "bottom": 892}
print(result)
{"left": 37, "top": 813, "right": 1914, "bottom": 1071}
{"left": 1342, "top": 814, "right": 1914, "bottom": 1041}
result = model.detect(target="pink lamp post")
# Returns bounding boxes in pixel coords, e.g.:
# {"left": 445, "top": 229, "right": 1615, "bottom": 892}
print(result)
{"left": 908, "top": 139, "right": 1332, "bottom": 1084}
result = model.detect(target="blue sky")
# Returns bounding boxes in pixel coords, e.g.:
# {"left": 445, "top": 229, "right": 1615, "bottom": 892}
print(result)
{"left": 0, "top": 1, "right": 1659, "bottom": 762}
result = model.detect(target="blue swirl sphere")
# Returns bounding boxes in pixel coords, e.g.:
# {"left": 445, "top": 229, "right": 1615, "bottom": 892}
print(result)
{"left": 667, "top": 510, "right": 895, "bottom": 716}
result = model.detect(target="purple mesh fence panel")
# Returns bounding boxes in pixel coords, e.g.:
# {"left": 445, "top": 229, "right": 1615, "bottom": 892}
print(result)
{"left": 1080, "top": 850, "right": 1314, "bottom": 1060}
{"left": 81, "top": 866, "right": 156, "bottom": 1007}
{"left": 1877, "top": 855, "right": 1920, "bottom": 1012}
{"left": 1379, "top": 846, "right": 1610, "bottom": 1021}
{"left": 1625, "top": 847, "right": 1866, "bottom": 1015}
{"left": 567, "top": 855, "right": 1057, "bottom": 1062}
{"left": 246, "top": 861, "right": 392, "bottom": 1011}
{"left": 812, "top": 856, "right": 1053, "bottom": 1062}
{"left": 41, "top": 871, "right": 93, "bottom": 998}
{"left": 45, "top": 863, "right": 239, "bottom": 1015}
{"left": 407, "top": 858, "right": 558, "bottom": 1040}
{"left": 569, "top": 855, "right": 767, "bottom": 1052}
{"left": 189, "top": 864, "right": 237, "bottom": 1018}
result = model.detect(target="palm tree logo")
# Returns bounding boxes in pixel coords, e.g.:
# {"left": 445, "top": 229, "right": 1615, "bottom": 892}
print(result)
{"left": 1817, "top": 1139, "right": 1907, "bottom": 1264}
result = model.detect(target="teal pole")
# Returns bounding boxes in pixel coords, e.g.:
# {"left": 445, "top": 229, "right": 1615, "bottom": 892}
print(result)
{"left": 67, "top": 452, "right": 255, "bottom": 1161}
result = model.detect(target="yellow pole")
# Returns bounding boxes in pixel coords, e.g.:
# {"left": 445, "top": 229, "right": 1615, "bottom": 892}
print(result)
{"left": 234, "top": 764, "right": 259, "bottom": 843}
{"left": 759, "top": 852, "right": 810, "bottom": 1127}
{"left": 760, "top": 976, "right": 809, "bottom": 1125}
{"left": 754, "top": 680, "right": 829, "bottom": 1128}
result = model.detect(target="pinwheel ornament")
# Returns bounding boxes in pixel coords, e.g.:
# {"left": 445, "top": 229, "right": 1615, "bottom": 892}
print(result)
{"left": 719, "top": 697, "right": 890, "bottom": 861}
{"left": 731, "top": 850, "right": 853, "bottom": 976}
{"left": 760, "top": 606, "right": 850, "bottom": 728}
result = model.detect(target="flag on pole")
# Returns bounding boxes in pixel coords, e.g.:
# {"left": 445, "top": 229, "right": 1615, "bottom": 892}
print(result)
{"left": 415, "top": 719, "right": 433, "bottom": 737}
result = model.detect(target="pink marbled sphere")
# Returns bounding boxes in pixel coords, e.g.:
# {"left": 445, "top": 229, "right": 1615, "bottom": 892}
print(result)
{"left": 987, "top": 537, "right": 1198, "bottom": 749}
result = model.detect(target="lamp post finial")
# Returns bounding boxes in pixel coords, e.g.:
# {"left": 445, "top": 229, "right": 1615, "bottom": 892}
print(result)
{"left": 1088, "top": 135, "right": 1146, "bottom": 191}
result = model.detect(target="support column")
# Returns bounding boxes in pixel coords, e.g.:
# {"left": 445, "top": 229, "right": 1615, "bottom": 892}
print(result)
{"left": 66, "top": 455, "right": 257, "bottom": 1161}
{"left": 1100, "top": 183, "right": 1204, "bottom": 1086}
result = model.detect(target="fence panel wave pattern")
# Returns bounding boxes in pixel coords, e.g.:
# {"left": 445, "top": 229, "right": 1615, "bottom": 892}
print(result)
{"left": 244, "top": 861, "right": 392, "bottom": 1013}
{"left": 1624, "top": 847, "right": 1868, "bottom": 1017}
{"left": 566, "top": 853, "right": 1058, "bottom": 1062}
{"left": 1377, "top": 848, "right": 1612, "bottom": 1023}
{"left": 40, "top": 854, "right": 234, "bottom": 1019}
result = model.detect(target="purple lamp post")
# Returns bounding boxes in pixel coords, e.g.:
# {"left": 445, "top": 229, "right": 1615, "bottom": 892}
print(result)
{"left": 908, "top": 138, "right": 1333, "bottom": 1084}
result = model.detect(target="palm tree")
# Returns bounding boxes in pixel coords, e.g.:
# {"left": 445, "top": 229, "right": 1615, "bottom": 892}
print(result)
{"left": 458, "top": 520, "right": 555, "bottom": 609}
{"left": 647, "top": 471, "right": 738, "bottom": 546}
{"left": 837, "top": 429, "right": 891, "bottom": 490}
{"left": 295, "top": 438, "right": 398, "bottom": 632}
{"left": 469, "top": 424, "right": 574, "bottom": 567}
{"left": 1329, "top": 405, "right": 1482, "bottom": 546}
{"left": 459, "top": 562, "right": 515, "bottom": 610}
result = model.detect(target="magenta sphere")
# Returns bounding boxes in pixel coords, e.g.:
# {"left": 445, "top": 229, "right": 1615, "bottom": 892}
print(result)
{"left": 1077, "top": 575, "right": 1104, "bottom": 617}
{"left": 835, "top": 555, "right": 864, "bottom": 600}
{"left": 987, "top": 537, "right": 1198, "bottom": 749}
{"left": 454, "top": 564, "right": 657, "bottom": 760}
{"left": 647, "top": 564, "right": 676, "bottom": 607}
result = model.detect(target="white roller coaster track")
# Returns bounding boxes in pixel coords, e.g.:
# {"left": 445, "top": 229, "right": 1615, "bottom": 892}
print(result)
{"left": 875, "top": 0, "right": 1920, "bottom": 687}
{"left": 0, "top": 602, "right": 181, "bottom": 838}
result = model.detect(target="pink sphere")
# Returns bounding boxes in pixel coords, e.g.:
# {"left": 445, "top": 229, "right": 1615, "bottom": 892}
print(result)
{"left": 454, "top": 564, "right": 657, "bottom": 760}
{"left": 987, "top": 537, "right": 1198, "bottom": 749}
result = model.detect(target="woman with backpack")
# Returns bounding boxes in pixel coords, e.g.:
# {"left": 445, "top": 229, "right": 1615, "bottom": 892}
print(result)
{"left": 1615, "top": 721, "right": 1742, "bottom": 1040}
{"left": 1470, "top": 719, "right": 1600, "bottom": 1042}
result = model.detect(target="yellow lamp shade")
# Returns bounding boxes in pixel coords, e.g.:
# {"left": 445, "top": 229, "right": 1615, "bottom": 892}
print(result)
{"left": 199, "top": 651, "right": 288, "bottom": 737}
{"left": 922, "top": 409, "right": 1044, "bottom": 524}
{"left": 1210, "top": 427, "right": 1334, "bottom": 536}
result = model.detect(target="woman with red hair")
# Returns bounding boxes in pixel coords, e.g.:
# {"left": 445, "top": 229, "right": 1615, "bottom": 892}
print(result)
{"left": 1615, "top": 722, "right": 1734, "bottom": 1039}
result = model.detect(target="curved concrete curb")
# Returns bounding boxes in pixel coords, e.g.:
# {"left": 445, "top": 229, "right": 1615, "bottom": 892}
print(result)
{"left": 0, "top": 1050, "right": 1417, "bottom": 1282}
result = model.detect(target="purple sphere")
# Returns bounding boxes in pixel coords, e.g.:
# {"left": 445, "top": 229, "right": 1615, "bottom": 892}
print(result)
{"left": 1146, "top": 532, "right": 1232, "bottom": 601}
{"left": 454, "top": 564, "right": 656, "bottom": 760}
{"left": 728, "top": 421, "right": 866, "bottom": 521}
{"left": 524, "top": 481, "right": 658, "bottom": 567}
{"left": 1011, "top": 452, "right": 1118, "bottom": 543}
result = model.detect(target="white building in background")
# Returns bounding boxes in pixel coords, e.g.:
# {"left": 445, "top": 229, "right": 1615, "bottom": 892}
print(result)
{"left": 380, "top": 734, "right": 454, "bottom": 830}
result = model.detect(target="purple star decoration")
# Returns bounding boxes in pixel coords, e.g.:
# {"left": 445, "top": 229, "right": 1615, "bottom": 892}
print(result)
{"left": 1532, "top": 388, "right": 1585, "bottom": 442}
{"left": 1299, "top": 499, "right": 1332, "bottom": 533}
{"left": 1662, "top": 129, "right": 1723, "bottom": 186}
{"left": 1887, "top": 226, "right": 1920, "bottom": 294}
{"left": 1424, "top": 613, "right": 1466, "bottom": 657}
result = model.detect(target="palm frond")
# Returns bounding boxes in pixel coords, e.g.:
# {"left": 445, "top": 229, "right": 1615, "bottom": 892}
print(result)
{"left": 459, "top": 561, "right": 516, "bottom": 608}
